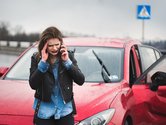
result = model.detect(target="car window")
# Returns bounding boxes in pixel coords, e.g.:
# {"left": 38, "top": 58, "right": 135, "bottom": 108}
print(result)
{"left": 5, "top": 47, "right": 37, "bottom": 80}
{"left": 70, "top": 47, "right": 124, "bottom": 82}
{"left": 5, "top": 46, "right": 124, "bottom": 83}
{"left": 138, "top": 46, "right": 160, "bottom": 72}
{"left": 154, "top": 49, "right": 161, "bottom": 59}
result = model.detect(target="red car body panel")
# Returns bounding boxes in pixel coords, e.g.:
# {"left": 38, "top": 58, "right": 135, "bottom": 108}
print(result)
{"left": 73, "top": 83, "right": 121, "bottom": 120}
{"left": 0, "top": 38, "right": 165, "bottom": 125}
{"left": 0, "top": 81, "right": 34, "bottom": 125}
{"left": 131, "top": 85, "right": 166, "bottom": 124}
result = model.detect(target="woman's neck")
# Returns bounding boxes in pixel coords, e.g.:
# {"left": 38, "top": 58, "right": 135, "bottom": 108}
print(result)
{"left": 49, "top": 56, "right": 58, "bottom": 65}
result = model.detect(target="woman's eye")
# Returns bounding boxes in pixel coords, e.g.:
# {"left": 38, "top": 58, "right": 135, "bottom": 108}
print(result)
{"left": 48, "top": 45, "right": 53, "bottom": 47}
{"left": 48, "top": 43, "right": 60, "bottom": 47}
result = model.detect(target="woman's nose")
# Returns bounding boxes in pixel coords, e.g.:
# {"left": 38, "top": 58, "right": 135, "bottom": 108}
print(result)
{"left": 53, "top": 45, "right": 59, "bottom": 50}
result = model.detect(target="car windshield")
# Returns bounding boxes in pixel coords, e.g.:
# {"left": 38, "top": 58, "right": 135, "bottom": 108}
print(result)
{"left": 5, "top": 46, "right": 124, "bottom": 82}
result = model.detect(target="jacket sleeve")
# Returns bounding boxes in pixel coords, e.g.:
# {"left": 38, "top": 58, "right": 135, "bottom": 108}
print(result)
{"left": 67, "top": 51, "right": 85, "bottom": 85}
{"left": 29, "top": 53, "right": 44, "bottom": 90}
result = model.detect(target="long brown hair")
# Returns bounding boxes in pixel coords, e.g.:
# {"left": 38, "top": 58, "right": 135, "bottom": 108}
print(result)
{"left": 36, "top": 26, "right": 63, "bottom": 60}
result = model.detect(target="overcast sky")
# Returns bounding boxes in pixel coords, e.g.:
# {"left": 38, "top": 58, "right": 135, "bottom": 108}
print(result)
{"left": 0, "top": 0, "right": 166, "bottom": 41}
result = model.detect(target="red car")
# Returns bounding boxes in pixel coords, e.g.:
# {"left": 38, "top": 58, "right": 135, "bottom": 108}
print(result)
{"left": 0, "top": 37, "right": 166, "bottom": 125}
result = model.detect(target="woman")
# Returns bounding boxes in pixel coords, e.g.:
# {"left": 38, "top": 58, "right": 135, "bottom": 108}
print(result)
{"left": 29, "top": 26, "right": 85, "bottom": 125}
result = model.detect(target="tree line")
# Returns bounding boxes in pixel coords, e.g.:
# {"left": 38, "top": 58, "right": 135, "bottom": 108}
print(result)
{"left": 0, "top": 22, "right": 39, "bottom": 42}
{"left": 0, "top": 21, "right": 166, "bottom": 50}
{"left": 143, "top": 40, "right": 166, "bottom": 50}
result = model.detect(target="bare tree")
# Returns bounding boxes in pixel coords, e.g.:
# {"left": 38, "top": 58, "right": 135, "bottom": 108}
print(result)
{"left": 0, "top": 22, "right": 10, "bottom": 40}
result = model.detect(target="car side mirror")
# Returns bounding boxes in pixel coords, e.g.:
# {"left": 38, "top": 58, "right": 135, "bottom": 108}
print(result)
{"left": 150, "top": 71, "right": 166, "bottom": 91}
{"left": 0, "top": 67, "right": 9, "bottom": 77}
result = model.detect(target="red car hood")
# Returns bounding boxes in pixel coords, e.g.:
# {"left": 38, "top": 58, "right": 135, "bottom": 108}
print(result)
{"left": 0, "top": 80, "right": 121, "bottom": 121}
{"left": 73, "top": 83, "right": 121, "bottom": 121}
{"left": 0, "top": 80, "right": 34, "bottom": 116}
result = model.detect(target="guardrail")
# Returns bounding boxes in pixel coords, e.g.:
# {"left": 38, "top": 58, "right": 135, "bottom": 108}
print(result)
{"left": 0, "top": 41, "right": 33, "bottom": 55}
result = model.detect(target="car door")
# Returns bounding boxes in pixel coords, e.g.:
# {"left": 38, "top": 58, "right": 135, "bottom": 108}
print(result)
{"left": 129, "top": 45, "right": 161, "bottom": 83}
{"left": 132, "top": 55, "right": 166, "bottom": 125}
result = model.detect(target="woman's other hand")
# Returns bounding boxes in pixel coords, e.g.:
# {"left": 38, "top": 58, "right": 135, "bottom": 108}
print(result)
{"left": 41, "top": 42, "right": 48, "bottom": 62}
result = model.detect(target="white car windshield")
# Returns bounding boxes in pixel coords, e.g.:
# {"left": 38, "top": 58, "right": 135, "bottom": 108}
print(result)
{"left": 5, "top": 46, "right": 124, "bottom": 82}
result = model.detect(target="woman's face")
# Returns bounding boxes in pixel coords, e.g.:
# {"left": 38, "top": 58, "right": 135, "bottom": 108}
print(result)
{"left": 47, "top": 38, "right": 61, "bottom": 56}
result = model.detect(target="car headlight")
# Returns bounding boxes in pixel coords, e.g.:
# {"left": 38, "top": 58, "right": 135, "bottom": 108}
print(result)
{"left": 77, "top": 108, "right": 115, "bottom": 125}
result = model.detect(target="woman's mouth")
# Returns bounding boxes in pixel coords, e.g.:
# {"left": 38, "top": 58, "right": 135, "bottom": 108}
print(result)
{"left": 51, "top": 50, "right": 58, "bottom": 55}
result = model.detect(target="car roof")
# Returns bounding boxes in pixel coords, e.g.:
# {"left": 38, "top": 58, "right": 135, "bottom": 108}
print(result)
{"left": 33, "top": 37, "right": 141, "bottom": 48}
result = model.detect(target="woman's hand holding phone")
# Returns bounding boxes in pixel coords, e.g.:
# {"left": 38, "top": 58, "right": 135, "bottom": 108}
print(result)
{"left": 41, "top": 42, "right": 48, "bottom": 62}
{"left": 60, "top": 44, "right": 69, "bottom": 61}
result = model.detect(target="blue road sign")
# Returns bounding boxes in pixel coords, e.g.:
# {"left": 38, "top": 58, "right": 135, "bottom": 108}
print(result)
{"left": 137, "top": 5, "right": 151, "bottom": 20}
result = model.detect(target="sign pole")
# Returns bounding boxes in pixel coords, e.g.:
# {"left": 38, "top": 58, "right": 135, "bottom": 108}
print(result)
{"left": 142, "top": 20, "right": 144, "bottom": 42}
{"left": 137, "top": 5, "right": 151, "bottom": 42}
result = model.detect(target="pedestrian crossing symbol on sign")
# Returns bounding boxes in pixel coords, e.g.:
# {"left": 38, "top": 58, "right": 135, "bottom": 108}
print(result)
{"left": 137, "top": 5, "right": 151, "bottom": 19}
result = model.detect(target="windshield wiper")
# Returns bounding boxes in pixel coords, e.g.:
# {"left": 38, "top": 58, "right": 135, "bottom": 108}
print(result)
{"left": 92, "top": 50, "right": 111, "bottom": 83}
